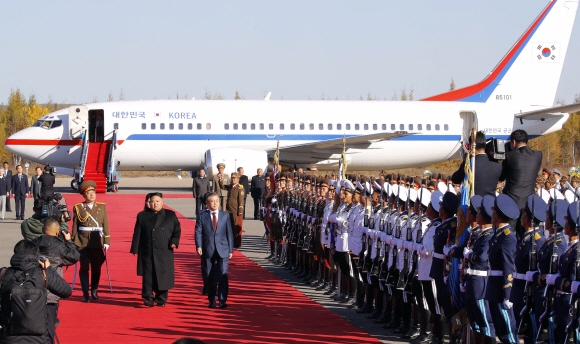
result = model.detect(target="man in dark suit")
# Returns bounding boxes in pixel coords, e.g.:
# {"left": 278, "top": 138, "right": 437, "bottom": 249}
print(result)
{"left": 250, "top": 168, "right": 266, "bottom": 219}
{"left": 3, "top": 162, "right": 13, "bottom": 212}
{"left": 38, "top": 165, "right": 56, "bottom": 202}
{"left": 130, "top": 192, "right": 181, "bottom": 307}
{"left": 195, "top": 192, "right": 234, "bottom": 309}
{"left": 451, "top": 131, "right": 502, "bottom": 196}
{"left": 237, "top": 167, "right": 249, "bottom": 219}
{"left": 31, "top": 166, "right": 43, "bottom": 200}
{"left": 192, "top": 169, "right": 211, "bottom": 218}
{"left": 499, "top": 129, "right": 543, "bottom": 238}
{"left": 11, "top": 164, "right": 29, "bottom": 220}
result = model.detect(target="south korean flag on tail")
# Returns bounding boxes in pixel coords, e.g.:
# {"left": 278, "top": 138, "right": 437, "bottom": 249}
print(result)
{"left": 533, "top": 43, "right": 560, "bottom": 62}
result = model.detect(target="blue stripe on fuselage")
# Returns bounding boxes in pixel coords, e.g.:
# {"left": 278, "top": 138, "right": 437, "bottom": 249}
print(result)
{"left": 124, "top": 134, "right": 463, "bottom": 141}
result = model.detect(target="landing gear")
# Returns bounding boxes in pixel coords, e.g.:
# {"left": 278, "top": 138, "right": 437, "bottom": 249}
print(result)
{"left": 106, "top": 182, "right": 119, "bottom": 193}
{"left": 71, "top": 179, "right": 79, "bottom": 191}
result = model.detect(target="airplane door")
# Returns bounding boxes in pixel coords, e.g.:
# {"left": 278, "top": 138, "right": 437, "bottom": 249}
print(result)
{"left": 68, "top": 105, "right": 88, "bottom": 139}
{"left": 460, "top": 111, "right": 478, "bottom": 143}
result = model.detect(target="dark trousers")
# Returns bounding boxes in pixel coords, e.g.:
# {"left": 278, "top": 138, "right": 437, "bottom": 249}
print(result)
{"left": 195, "top": 197, "right": 206, "bottom": 218}
{"left": 79, "top": 247, "right": 105, "bottom": 292}
{"left": 5, "top": 192, "right": 11, "bottom": 211}
{"left": 47, "top": 303, "right": 58, "bottom": 344}
{"left": 203, "top": 252, "right": 229, "bottom": 304}
{"left": 242, "top": 197, "right": 247, "bottom": 219}
{"left": 253, "top": 196, "right": 262, "bottom": 219}
{"left": 142, "top": 262, "right": 168, "bottom": 304}
{"left": 488, "top": 301, "right": 517, "bottom": 344}
{"left": 14, "top": 194, "right": 25, "bottom": 218}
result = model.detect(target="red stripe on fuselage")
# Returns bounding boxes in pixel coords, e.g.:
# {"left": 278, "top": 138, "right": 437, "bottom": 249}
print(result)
{"left": 5, "top": 139, "right": 124, "bottom": 146}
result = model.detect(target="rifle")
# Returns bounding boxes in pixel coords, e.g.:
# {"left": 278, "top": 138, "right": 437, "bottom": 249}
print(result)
{"left": 405, "top": 188, "right": 424, "bottom": 294}
{"left": 385, "top": 183, "right": 401, "bottom": 286}
{"left": 397, "top": 181, "right": 412, "bottom": 290}
{"left": 564, "top": 195, "right": 580, "bottom": 343}
{"left": 379, "top": 181, "right": 391, "bottom": 282}
{"left": 518, "top": 195, "right": 538, "bottom": 338}
{"left": 370, "top": 179, "right": 383, "bottom": 277}
{"left": 537, "top": 199, "right": 559, "bottom": 343}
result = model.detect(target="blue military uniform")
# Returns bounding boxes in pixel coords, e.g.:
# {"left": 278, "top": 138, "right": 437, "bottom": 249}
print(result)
{"left": 552, "top": 239, "right": 578, "bottom": 343}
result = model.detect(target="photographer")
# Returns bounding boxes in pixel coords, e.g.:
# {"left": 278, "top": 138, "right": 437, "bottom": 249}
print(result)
{"left": 38, "top": 165, "right": 56, "bottom": 203}
{"left": 21, "top": 199, "right": 69, "bottom": 241}
{"left": 31, "top": 218, "right": 80, "bottom": 343}
{"left": 0, "top": 240, "right": 72, "bottom": 344}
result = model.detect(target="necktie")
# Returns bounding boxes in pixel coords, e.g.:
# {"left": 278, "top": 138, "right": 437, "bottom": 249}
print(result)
{"left": 212, "top": 212, "right": 217, "bottom": 230}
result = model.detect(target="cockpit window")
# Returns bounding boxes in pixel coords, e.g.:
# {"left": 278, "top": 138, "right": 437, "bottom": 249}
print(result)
{"left": 51, "top": 120, "right": 62, "bottom": 128}
{"left": 41, "top": 121, "right": 51, "bottom": 129}
{"left": 32, "top": 120, "right": 43, "bottom": 127}
{"left": 39, "top": 120, "right": 62, "bottom": 130}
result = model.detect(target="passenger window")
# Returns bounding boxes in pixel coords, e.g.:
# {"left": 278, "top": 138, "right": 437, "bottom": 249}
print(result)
{"left": 160, "top": 123, "right": 165, "bottom": 130}
{"left": 346, "top": 124, "right": 351, "bottom": 130}
{"left": 444, "top": 124, "right": 449, "bottom": 131}
{"left": 142, "top": 123, "right": 146, "bottom": 130}
{"left": 391, "top": 124, "right": 395, "bottom": 130}
{"left": 328, "top": 123, "right": 333, "bottom": 130}
{"left": 300, "top": 123, "right": 305, "bottom": 130}
{"left": 337, "top": 124, "right": 342, "bottom": 130}
{"left": 382, "top": 124, "right": 386, "bottom": 130}
{"left": 290, "top": 123, "right": 296, "bottom": 130}
{"left": 355, "top": 124, "right": 360, "bottom": 130}
{"left": 169, "top": 123, "right": 174, "bottom": 130}
{"left": 435, "top": 124, "right": 440, "bottom": 131}
{"left": 251, "top": 123, "right": 256, "bottom": 130}
{"left": 417, "top": 124, "right": 422, "bottom": 131}
{"left": 399, "top": 124, "right": 404, "bottom": 130}
{"left": 260, "top": 123, "right": 264, "bottom": 130}
{"left": 224, "top": 123, "right": 230, "bottom": 130}
{"left": 309, "top": 123, "right": 314, "bottom": 130}
{"left": 373, "top": 124, "right": 377, "bottom": 130}
{"left": 268, "top": 123, "right": 274, "bottom": 130}
{"left": 197, "top": 123, "right": 202, "bottom": 130}
{"left": 233, "top": 123, "right": 238, "bottom": 130}
{"left": 319, "top": 123, "right": 323, "bottom": 130}
{"left": 279, "top": 123, "right": 284, "bottom": 130}
{"left": 408, "top": 124, "right": 413, "bottom": 130}
{"left": 188, "top": 123, "right": 193, "bottom": 130}
{"left": 179, "top": 123, "right": 184, "bottom": 130}
{"left": 151, "top": 123, "right": 156, "bottom": 130}
{"left": 242, "top": 123, "right": 247, "bottom": 130}
{"left": 114, "top": 123, "right": 119, "bottom": 130}
{"left": 426, "top": 124, "right": 431, "bottom": 131}
{"left": 206, "top": 123, "right": 211, "bottom": 130}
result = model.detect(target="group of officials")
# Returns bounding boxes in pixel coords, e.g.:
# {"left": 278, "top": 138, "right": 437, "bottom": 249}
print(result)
{"left": 261, "top": 129, "right": 580, "bottom": 344}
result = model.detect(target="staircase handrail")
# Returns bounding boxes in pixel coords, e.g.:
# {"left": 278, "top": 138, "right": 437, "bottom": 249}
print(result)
{"left": 79, "top": 130, "right": 89, "bottom": 182}
{"left": 107, "top": 129, "right": 118, "bottom": 185}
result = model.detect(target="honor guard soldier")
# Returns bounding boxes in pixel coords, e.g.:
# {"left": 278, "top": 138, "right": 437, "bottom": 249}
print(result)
{"left": 510, "top": 194, "right": 546, "bottom": 342}
{"left": 317, "top": 179, "right": 335, "bottom": 291}
{"left": 486, "top": 194, "right": 519, "bottom": 344}
{"left": 348, "top": 178, "right": 368, "bottom": 307}
{"left": 72, "top": 180, "right": 111, "bottom": 302}
{"left": 212, "top": 163, "right": 229, "bottom": 210}
{"left": 222, "top": 172, "right": 244, "bottom": 248}
{"left": 331, "top": 179, "right": 356, "bottom": 302}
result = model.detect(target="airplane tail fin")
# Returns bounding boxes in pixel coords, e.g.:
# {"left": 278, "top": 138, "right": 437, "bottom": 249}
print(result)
{"left": 423, "top": 0, "right": 578, "bottom": 108}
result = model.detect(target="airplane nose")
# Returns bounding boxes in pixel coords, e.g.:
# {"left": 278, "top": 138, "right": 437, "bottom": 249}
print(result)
{"left": 5, "top": 128, "right": 36, "bottom": 158}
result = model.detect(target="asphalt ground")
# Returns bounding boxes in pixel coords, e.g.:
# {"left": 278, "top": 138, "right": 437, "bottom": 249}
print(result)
{"left": 0, "top": 177, "right": 405, "bottom": 344}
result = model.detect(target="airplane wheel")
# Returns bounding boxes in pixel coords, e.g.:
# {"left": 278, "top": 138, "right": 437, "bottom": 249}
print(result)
{"left": 71, "top": 179, "right": 78, "bottom": 191}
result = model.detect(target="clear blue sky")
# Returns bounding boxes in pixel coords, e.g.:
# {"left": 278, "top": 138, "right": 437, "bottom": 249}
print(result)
{"left": 2, "top": 1, "right": 579, "bottom": 104}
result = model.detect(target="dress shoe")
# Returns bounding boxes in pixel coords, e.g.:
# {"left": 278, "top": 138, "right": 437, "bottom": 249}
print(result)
{"left": 208, "top": 301, "right": 216, "bottom": 308}
{"left": 265, "top": 253, "right": 274, "bottom": 260}
{"left": 91, "top": 289, "right": 99, "bottom": 300}
{"left": 356, "top": 305, "right": 374, "bottom": 314}
{"left": 219, "top": 302, "right": 228, "bottom": 309}
{"left": 315, "top": 282, "right": 328, "bottom": 291}
{"left": 401, "top": 326, "right": 420, "bottom": 339}
{"left": 144, "top": 299, "right": 155, "bottom": 307}
{"left": 82, "top": 294, "right": 90, "bottom": 303}
{"left": 365, "top": 309, "right": 382, "bottom": 319}
{"left": 302, "top": 274, "right": 313, "bottom": 283}
{"left": 323, "top": 285, "right": 336, "bottom": 295}
{"left": 156, "top": 302, "right": 166, "bottom": 307}
{"left": 310, "top": 278, "right": 322, "bottom": 287}
{"left": 391, "top": 323, "right": 410, "bottom": 334}
{"left": 340, "top": 295, "right": 353, "bottom": 303}
{"left": 382, "top": 317, "right": 401, "bottom": 329}
{"left": 372, "top": 310, "right": 391, "bottom": 324}
{"left": 412, "top": 333, "right": 431, "bottom": 344}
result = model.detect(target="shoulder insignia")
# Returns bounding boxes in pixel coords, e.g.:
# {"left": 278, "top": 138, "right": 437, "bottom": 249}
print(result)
{"left": 482, "top": 231, "right": 491, "bottom": 237}
{"left": 534, "top": 232, "right": 541, "bottom": 241}
{"left": 507, "top": 274, "right": 513, "bottom": 282}
{"left": 402, "top": 215, "right": 408, "bottom": 220}
{"left": 503, "top": 228, "right": 511, "bottom": 236}
{"left": 238, "top": 184, "right": 244, "bottom": 189}
{"left": 96, "top": 202, "right": 106, "bottom": 205}
{"left": 240, "top": 190, "right": 244, "bottom": 196}
{"left": 556, "top": 238, "right": 563, "bottom": 243}
{"left": 422, "top": 217, "right": 428, "bottom": 222}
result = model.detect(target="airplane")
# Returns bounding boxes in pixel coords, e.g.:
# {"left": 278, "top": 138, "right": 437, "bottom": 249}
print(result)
{"left": 5, "top": 0, "right": 580, "bottom": 192}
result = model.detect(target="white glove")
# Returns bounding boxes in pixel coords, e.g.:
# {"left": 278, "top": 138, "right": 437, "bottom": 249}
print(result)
{"left": 443, "top": 244, "right": 456, "bottom": 256}
{"left": 572, "top": 281, "right": 580, "bottom": 294}
{"left": 444, "top": 276, "right": 448, "bottom": 284}
{"left": 546, "top": 273, "right": 559, "bottom": 286}
{"left": 460, "top": 283, "right": 466, "bottom": 293}
{"left": 525, "top": 271, "right": 536, "bottom": 282}
{"left": 103, "top": 244, "right": 110, "bottom": 251}
{"left": 418, "top": 245, "right": 427, "bottom": 257}
{"left": 502, "top": 299, "right": 513, "bottom": 310}
{"left": 463, "top": 247, "right": 473, "bottom": 259}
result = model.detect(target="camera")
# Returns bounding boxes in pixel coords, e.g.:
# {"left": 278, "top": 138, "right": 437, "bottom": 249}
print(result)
{"left": 44, "top": 163, "right": 56, "bottom": 176}
{"left": 486, "top": 138, "right": 507, "bottom": 161}
{"left": 41, "top": 193, "right": 71, "bottom": 222}
{"left": 38, "top": 256, "right": 47, "bottom": 262}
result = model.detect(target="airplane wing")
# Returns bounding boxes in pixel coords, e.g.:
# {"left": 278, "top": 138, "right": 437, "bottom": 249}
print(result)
{"left": 515, "top": 103, "right": 580, "bottom": 120}
{"left": 273, "top": 131, "right": 416, "bottom": 163}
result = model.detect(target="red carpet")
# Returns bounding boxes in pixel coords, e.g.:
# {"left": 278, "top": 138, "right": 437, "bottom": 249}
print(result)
{"left": 58, "top": 194, "right": 381, "bottom": 344}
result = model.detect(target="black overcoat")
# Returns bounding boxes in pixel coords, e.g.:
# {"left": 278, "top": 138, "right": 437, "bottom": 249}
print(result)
{"left": 130, "top": 208, "right": 181, "bottom": 290}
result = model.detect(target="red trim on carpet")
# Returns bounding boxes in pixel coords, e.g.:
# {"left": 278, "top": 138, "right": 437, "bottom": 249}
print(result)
{"left": 58, "top": 194, "right": 380, "bottom": 343}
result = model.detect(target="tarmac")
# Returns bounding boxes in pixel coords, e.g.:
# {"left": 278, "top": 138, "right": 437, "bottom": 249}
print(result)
{"left": 0, "top": 177, "right": 405, "bottom": 343}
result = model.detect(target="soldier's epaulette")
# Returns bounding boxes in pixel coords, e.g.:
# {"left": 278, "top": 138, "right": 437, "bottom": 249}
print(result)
{"left": 482, "top": 231, "right": 491, "bottom": 237}
{"left": 238, "top": 184, "right": 244, "bottom": 189}
{"left": 421, "top": 217, "right": 428, "bottom": 222}
{"left": 402, "top": 215, "right": 408, "bottom": 220}
{"left": 503, "top": 228, "right": 511, "bottom": 236}
{"left": 556, "top": 237, "right": 563, "bottom": 243}
{"left": 96, "top": 202, "right": 106, "bottom": 205}
{"left": 450, "top": 219, "right": 457, "bottom": 228}
{"left": 534, "top": 232, "right": 542, "bottom": 241}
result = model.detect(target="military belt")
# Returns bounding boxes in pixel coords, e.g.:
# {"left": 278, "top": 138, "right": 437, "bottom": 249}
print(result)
{"left": 513, "top": 272, "right": 527, "bottom": 280}
{"left": 489, "top": 270, "right": 504, "bottom": 277}
{"left": 432, "top": 252, "right": 445, "bottom": 259}
{"left": 466, "top": 268, "right": 488, "bottom": 277}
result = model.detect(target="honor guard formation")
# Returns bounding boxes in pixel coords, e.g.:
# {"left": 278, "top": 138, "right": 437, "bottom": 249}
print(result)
{"left": 259, "top": 132, "right": 580, "bottom": 344}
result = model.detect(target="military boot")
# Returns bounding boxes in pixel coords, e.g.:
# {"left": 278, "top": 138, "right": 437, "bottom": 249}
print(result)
{"left": 80, "top": 274, "right": 90, "bottom": 302}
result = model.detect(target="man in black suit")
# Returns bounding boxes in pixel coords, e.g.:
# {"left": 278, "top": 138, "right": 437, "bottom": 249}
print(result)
{"left": 451, "top": 131, "right": 502, "bottom": 196}
{"left": 11, "top": 164, "right": 29, "bottom": 220}
{"left": 195, "top": 192, "right": 234, "bottom": 309}
{"left": 3, "top": 162, "right": 13, "bottom": 212}
{"left": 237, "top": 167, "right": 249, "bottom": 220}
{"left": 31, "top": 166, "right": 43, "bottom": 200}
{"left": 38, "top": 165, "right": 56, "bottom": 202}
{"left": 130, "top": 192, "right": 181, "bottom": 307}
{"left": 250, "top": 168, "right": 266, "bottom": 219}
{"left": 192, "top": 169, "right": 211, "bottom": 218}
{"left": 499, "top": 129, "right": 542, "bottom": 237}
